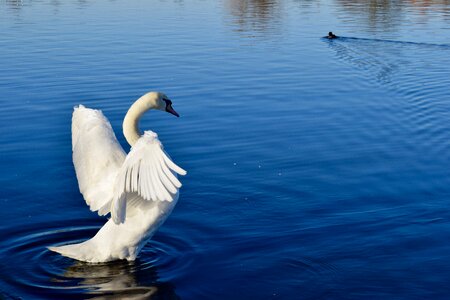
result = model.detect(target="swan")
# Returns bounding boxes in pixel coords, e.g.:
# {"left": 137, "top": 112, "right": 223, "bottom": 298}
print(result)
{"left": 48, "top": 91, "right": 186, "bottom": 263}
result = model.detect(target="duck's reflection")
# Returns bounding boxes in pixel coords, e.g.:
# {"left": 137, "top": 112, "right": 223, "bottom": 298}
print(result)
{"left": 58, "top": 260, "right": 179, "bottom": 299}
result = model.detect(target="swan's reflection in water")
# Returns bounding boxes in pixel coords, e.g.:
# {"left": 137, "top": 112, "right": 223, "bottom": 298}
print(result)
{"left": 55, "top": 260, "right": 179, "bottom": 299}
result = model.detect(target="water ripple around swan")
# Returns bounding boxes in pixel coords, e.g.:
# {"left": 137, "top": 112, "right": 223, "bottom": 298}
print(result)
{"left": 0, "top": 219, "right": 193, "bottom": 299}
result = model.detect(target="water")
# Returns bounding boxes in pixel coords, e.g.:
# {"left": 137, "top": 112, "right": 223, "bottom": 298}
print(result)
{"left": 1, "top": 0, "right": 450, "bottom": 299}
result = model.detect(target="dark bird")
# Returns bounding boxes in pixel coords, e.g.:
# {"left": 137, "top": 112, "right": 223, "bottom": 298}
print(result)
{"left": 326, "top": 32, "right": 338, "bottom": 39}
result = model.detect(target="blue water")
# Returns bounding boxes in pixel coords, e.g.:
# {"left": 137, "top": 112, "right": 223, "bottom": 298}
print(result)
{"left": 1, "top": 0, "right": 450, "bottom": 299}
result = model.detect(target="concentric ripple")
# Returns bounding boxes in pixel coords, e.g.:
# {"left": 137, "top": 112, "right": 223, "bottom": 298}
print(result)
{"left": 0, "top": 219, "right": 194, "bottom": 299}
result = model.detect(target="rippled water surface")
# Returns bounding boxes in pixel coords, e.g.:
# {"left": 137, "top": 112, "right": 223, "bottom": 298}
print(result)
{"left": 1, "top": 0, "right": 450, "bottom": 299}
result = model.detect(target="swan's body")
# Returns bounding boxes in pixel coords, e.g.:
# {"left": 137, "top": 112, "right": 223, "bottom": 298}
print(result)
{"left": 48, "top": 92, "right": 186, "bottom": 263}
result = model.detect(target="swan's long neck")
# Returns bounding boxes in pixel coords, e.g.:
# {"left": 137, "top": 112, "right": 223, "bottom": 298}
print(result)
{"left": 123, "top": 97, "right": 154, "bottom": 146}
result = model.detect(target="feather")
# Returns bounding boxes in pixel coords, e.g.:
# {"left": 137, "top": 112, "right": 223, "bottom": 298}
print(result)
{"left": 71, "top": 106, "right": 126, "bottom": 215}
{"left": 111, "top": 131, "right": 186, "bottom": 224}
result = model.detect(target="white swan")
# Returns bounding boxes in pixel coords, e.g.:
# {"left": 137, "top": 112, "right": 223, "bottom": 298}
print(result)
{"left": 48, "top": 92, "right": 186, "bottom": 263}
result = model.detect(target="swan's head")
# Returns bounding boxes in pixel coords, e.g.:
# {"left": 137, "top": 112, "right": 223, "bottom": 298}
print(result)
{"left": 142, "top": 91, "right": 179, "bottom": 117}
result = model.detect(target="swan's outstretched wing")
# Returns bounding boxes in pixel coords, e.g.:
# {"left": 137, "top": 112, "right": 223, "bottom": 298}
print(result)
{"left": 72, "top": 105, "right": 126, "bottom": 215}
{"left": 111, "top": 131, "right": 186, "bottom": 224}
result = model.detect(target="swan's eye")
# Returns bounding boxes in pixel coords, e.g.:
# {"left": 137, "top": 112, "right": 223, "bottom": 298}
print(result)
{"left": 163, "top": 98, "right": 172, "bottom": 105}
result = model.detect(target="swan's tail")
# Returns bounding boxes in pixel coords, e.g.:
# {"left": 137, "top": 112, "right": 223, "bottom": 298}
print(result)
{"left": 48, "top": 241, "right": 98, "bottom": 262}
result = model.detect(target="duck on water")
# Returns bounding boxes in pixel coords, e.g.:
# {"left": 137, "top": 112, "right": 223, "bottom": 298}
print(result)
{"left": 325, "top": 32, "right": 338, "bottom": 39}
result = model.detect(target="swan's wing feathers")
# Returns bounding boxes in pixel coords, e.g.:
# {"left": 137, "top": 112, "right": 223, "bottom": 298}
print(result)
{"left": 111, "top": 131, "right": 186, "bottom": 224}
{"left": 72, "top": 105, "right": 126, "bottom": 215}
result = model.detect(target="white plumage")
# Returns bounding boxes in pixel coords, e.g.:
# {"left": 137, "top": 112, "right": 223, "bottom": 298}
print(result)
{"left": 48, "top": 92, "right": 186, "bottom": 263}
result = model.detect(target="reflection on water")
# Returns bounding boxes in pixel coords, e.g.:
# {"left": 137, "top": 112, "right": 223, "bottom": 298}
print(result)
{"left": 4, "top": 0, "right": 91, "bottom": 12}
{"left": 58, "top": 260, "right": 178, "bottom": 300}
{"left": 335, "top": 0, "right": 404, "bottom": 31}
{"left": 225, "top": 0, "right": 281, "bottom": 35}
{"left": 4, "top": 0, "right": 23, "bottom": 13}
{"left": 335, "top": 0, "right": 450, "bottom": 32}
{"left": 5, "top": 0, "right": 22, "bottom": 7}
